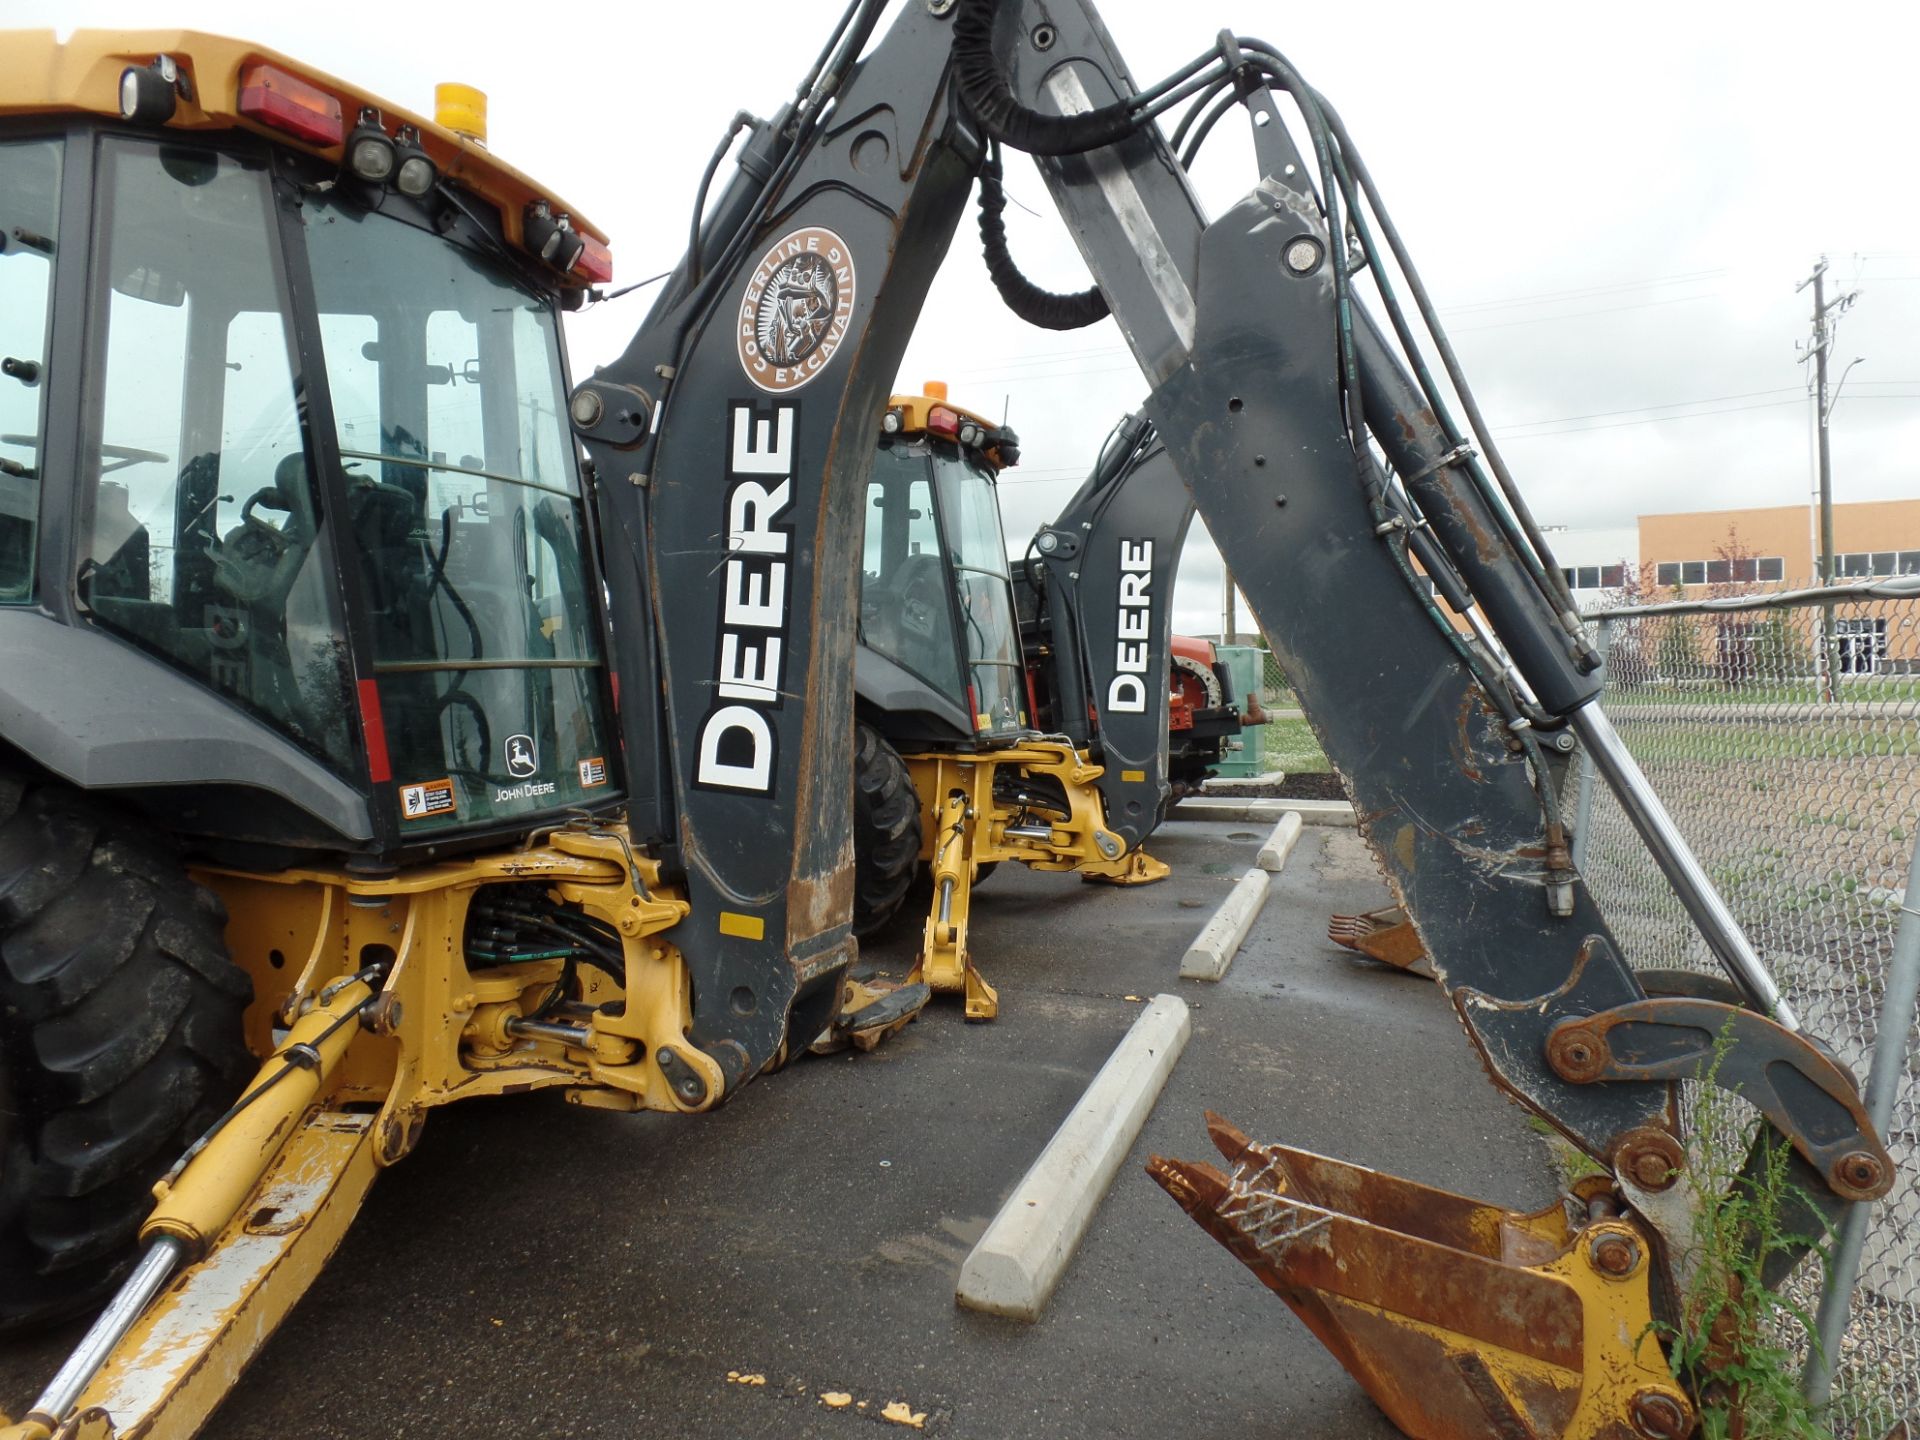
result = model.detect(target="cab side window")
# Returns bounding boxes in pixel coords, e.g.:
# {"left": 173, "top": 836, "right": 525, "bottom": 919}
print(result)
{"left": 0, "top": 139, "right": 61, "bottom": 602}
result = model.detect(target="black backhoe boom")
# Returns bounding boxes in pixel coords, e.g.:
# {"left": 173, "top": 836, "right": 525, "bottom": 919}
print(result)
{"left": 568, "top": 3, "right": 1889, "bottom": 1434}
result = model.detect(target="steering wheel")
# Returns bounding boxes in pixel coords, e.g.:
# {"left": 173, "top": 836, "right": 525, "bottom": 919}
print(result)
{"left": 99, "top": 441, "right": 170, "bottom": 472}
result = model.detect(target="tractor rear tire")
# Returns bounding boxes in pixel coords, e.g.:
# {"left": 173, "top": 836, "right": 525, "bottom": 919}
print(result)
{"left": 852, "top": 724, "right": 922, "bottom": 938}
{"left": 0, "top": 766, "right": 254, "bottom": 1334}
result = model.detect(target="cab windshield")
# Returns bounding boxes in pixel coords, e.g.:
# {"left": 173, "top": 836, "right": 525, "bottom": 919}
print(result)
{"left": 861, "top": 437, "right": 1025, "bottom": 736}
{"left": 78, "top": 140, "right": 358, "bottom": 768}
{"left": 932, "top": 449, "right": 1024, "bottom": 735}
{"left": 73, "top": 136, "right": 615, "bottom": 831}
{"left": 300, "top": 194, "right": 613, "bottom": 831}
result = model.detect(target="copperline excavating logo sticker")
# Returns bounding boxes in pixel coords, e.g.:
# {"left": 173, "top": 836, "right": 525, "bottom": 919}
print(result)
{"left": 737, "top": 225, "right": 856, "bottom": 393}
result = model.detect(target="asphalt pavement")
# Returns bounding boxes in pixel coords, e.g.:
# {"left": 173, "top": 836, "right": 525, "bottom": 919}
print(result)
{"left": 1, "top": 818, "right": 1560, "bottom": 1439}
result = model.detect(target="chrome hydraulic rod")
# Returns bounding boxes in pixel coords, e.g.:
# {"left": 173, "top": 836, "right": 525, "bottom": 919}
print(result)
{"left": 19, "top": 1238, "right": 187, "bottom": 1434}
{"left": 1570, "top": 700, "right": 1797, "bottom": 1029}
{"left": 505, "top": 1016, "right": 593, "bottom": 1047}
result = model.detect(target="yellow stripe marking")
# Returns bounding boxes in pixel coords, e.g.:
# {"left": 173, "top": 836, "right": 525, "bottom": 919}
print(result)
{"left": 718, "top": 911, "right": 764, "bottom": 940}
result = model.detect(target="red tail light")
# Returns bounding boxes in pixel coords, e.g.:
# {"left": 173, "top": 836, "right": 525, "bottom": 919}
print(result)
{"left": 357, "top": 680, "right": 392, "bottom": 783}
{"left": 574, "top": 235, "right": 614, "bottom": 285}
{"left": 927, "top": 405, "right": 961, "bottom": 439}
{"left": 238, "top": 62, "right": 344, "bottom": 147}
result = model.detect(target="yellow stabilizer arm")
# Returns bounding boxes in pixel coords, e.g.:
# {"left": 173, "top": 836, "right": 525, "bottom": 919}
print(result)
{"left": 3, "top": 978, "right": 375, "bottom": 1440}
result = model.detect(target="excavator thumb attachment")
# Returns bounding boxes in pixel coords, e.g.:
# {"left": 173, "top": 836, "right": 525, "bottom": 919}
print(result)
{"left": 1148, "top": 1114, "right": 1693, "bottom": 1440}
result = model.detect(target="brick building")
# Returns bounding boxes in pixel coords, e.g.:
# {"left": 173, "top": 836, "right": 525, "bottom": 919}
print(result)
{"left": 1638, "top": 499, "right": 1920, "bottom": 592}
{"left": 1543, "top": 500, "right": 1920, "bottom": 677}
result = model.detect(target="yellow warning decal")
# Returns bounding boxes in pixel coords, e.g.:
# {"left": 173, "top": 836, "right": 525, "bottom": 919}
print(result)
{"left": 718, "top": 911, "right": 765, "bottom": 940}
{"left": 1121, "top": 769, "right": 1147, "bottom": 782}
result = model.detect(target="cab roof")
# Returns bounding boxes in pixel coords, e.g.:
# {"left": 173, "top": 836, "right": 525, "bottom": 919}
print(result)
{"left": 0, "top": 29, "right": 606, "bottom": 263}
{"left": 884, "top": 389, "right": 1021, "bottom": 473}
{"left": 887, "top": 390, "right": 1000, "bottom": 439}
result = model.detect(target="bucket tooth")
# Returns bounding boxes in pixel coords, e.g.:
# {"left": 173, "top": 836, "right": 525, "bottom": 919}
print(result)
{"left": 1149, "top": 1114, "right": 1691, "bottom": 1440}
{"left": 1327, "top": 906, "right": 1434, "bottom": 977}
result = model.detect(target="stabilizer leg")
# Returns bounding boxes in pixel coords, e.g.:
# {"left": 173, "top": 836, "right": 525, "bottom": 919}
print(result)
{"left": 1079, "top": 849, "right": 1171, "bottom": 885}
{"left": 908, "top": 789, "right": 998, "bottom": 1020}
{"left": 1, "top": 977, "right": 381, "bottom": 1440}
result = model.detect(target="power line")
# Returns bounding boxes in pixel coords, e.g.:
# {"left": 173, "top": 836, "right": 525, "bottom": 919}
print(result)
{"left": 1440, "top": 268, "right": 1726, "bottom": 316}
{"left": 1496, "top": 386, "right": 1803, "bottom": 432}
{"left": 1496, "top": 396, "right": 1808, "bottom": 440}
{"left": 1448, "top": 289, "right": 1722, "bottom": 335}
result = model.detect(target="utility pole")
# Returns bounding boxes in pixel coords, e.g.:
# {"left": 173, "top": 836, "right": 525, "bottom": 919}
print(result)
{"left": 1797, "top": 257, "right": 1859, "bottom": 699}
{"left": 1221, "top": 567, "right": 1235, "bottom": 645}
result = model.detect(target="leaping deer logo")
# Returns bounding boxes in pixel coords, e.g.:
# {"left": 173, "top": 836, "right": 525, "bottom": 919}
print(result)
{"left": 505, "top": 734, "right": 538, "bottom": 779}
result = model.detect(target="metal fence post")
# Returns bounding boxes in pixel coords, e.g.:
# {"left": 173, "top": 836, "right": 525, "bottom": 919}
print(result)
{"left": 1571, "top": 617, "right": 1609, "bottom": 872}
{"left": 1805, "top": 823, "right": 1920, "bottom": 1409}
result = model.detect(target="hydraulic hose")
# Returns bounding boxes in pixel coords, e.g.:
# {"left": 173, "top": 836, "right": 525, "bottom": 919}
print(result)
{"left": 976, "top": 148, "right": 1108, "bottom": 329}
{"left": 953, "top": 0, "right": 1136, "bottom": 155}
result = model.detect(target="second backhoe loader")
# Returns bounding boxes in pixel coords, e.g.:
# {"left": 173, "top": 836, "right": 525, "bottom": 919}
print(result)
{"left": 850, "top": 385, "right": 1175, "bottom": 1018}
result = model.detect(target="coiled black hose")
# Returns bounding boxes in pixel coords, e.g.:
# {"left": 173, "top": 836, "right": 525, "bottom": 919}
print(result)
{"left": 953, "top": 0, "right": 1137, "bottom": 155}
{"left": 976, "top": 148, "right": 1108, "bottom": 330}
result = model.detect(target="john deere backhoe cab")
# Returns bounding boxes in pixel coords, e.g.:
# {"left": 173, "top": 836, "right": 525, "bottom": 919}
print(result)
{"left": 1, "top": 46, "right": 621, "bottom": 858}
{"left": 856, "top": 385, "right": 1027, "bottom": 750}
{"left": 0, "top": 27, "right": 623, "bottom": 1313}
{"left": 850, "top": 386, "right": 1166, "bottom": 1019}
{"left": 0, "top": 37, "right": 849, "bottom": 1437}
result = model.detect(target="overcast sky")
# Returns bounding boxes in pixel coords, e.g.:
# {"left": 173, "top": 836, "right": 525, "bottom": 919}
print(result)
{"left": 22, "top": 0, "right": 1920, "bottom": 633}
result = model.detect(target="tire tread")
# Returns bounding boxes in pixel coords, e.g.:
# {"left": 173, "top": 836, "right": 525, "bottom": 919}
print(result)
{"left": 0, "top": 770, "right": 253, "bottom": 1332}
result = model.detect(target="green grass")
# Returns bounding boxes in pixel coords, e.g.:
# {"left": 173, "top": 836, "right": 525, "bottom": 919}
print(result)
{"left": 1622, "top": 723, "right": 1918, "bottom": 763}
{"left": 1260, "top": 714, "right": 1331, "bottom": 774}
{"left": 1609, "top": 678, "right": 1920, "bottom": 707}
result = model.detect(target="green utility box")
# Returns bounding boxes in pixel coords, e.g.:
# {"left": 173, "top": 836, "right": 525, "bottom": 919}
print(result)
{"left": 1211, "top": 644, "right": 1268, "bottom": 777}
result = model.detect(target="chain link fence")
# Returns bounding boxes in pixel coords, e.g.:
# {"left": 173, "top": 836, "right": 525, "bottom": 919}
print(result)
{"left": 1247, "top": 647, "right": 1338, "bottom": 777}
{"left": 1258, "top": 649, "right": 1294, "bottom": 711}
{"left": 1576, "top": 579, "right": 1920, "bottom": 1435}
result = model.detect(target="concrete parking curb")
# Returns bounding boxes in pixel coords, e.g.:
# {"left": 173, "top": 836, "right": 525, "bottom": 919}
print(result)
{"left": 1256, "top": 811, "right": 1303, "bottom": 872}
{"left": 1282, "top": 798, "right": 1355, "bottom": 826}
{"left": 1179, "top": 867, "right": 1269, "bottom": 980}
{"left": 1173, "top": 797, "right": 1355, "bottom": 826}
{"left": 955, "top": 994, "right": 1191, "bottom": 1322}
